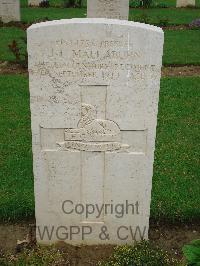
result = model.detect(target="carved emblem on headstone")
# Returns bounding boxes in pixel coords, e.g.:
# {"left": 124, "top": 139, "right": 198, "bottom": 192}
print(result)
{"left": 58, "top": 103, "right": 129, "bottom": 152}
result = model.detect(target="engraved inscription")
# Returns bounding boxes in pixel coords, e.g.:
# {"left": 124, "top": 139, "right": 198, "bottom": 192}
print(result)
{"left": 87, "top": 0, "right": 129, "bottom": 20}
{"left": 29, "top": 36, "right": 160, "bottom": 87}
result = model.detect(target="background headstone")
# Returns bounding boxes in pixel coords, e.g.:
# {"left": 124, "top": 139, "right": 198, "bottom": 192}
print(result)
{"left": 176, "top": 0, "right": 195, "bottom": 7}
{"left": 28, "top": 18, "right": 164, "bottom": 245}
{"left": 28, "top": 0, "right": 42, "bottom": 6}
{"left": 87, "top": 0, "right": 129, "bottom": 20}
{"left": 0, "top": 0, "right": 20, "bottom": 23}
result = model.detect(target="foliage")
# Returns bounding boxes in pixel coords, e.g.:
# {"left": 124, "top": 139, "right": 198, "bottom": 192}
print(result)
{"left": 129, "top": 0, "right": 142, "bottom": 8}
{"left": 153, "top": 2, "right": 169, "bottom": 8}
{"left": 8, "top": 37, "right": 28, "bottom": 68}
{"left": 189, "top": 18, "right": 200, "bottom": 29}
{"left": 20, "top": 0, "right": 200, "bottom": 8}
{"left": 129, "top": 0, "right": 168, "bottom": 8}
{"left": 39, "top": 0, "right": 50, "bottom": 8}
{"left": 130, "top": 0, "right": 153, "bottom": 8}
{"left": 132, "top": 13, "right": 151, "bottom": 24}
{"left": 8, "top": 41, "right": 20, "bottom": 62}
{"left": 62, "top": 0, "right": 83, "bottom": 8}
{"left": 141, "top": 0, "right": 153, "bottom": 8}
{"left": 182, "top": 239, "right": 200, "bottom": 266}
{"left": 0, "top": 246, "right": 65, "bottom": 265}
{"left": 98, "top": 241, "right": 179, "bottom": 266}
{"left": 157, "top": 16, "right": 169, "bottom": 26}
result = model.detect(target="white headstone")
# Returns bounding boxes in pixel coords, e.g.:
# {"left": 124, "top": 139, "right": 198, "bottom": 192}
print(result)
{"left": 28, "top": 18, "right": 164, "bottom": 245}
{"left": 0, "top": 0, "right": 20, "bottom": 23}
{"left": 28, "top": 0, "right": 42, "bottom": 6}
{"left": 87, "top": 0, "right": 129, "bottom": 20}
{"left": 176, "top": 0, "right": 195, "bottom": 7}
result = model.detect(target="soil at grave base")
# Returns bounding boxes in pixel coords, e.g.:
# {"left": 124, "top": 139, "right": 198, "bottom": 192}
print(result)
{"left": 0, "top": 61, "right": 28, "bottom": 75}
{"left": 162, "top": 65, "right": 200, "bottom": 77}
{"left": 1, "top": 61, "right": 200, "bottom": 77}
{"left": 0, "top": 221, "right": 199, "bottom": 265}
{"left": 162, "top": 25, "right": 191, "bottom": 30}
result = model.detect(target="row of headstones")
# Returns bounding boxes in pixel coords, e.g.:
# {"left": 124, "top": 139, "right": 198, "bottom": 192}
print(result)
{"left": 0, "top": 0, "right": 196, "bottom": 23}
{"left": 28, "top": 0, "right": 196, "bottom": 7}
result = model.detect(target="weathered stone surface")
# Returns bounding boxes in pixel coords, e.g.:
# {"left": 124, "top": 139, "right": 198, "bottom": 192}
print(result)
{"left": 176, "top": 0, "right": 195, "bottom": 6}
{"left": 27, "top": 18, "right": 164, "bottom": 245}
{"left": 87, "top": 0, "right": 129, "bottom": 20}
{"left": 0, "top": 0, "right": 20, "bottom": 23}
{"left": 28, "top": 0, "right": 42, "bottom": 6}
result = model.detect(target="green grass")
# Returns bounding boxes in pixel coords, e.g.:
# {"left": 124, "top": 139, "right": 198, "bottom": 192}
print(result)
{"left": 163, "top": 30, "right": 200, "bottom": 65}
{"left": 152, "top": 77, "right": 200, "bottom": 222}
{"left": 0, "top": 75, "right": 34, "bottom": 221}
{"left": 21, "top": 7, "right": 86, "bottom": 23}
{"left": 1, "top": 27, "right": 200, "bottom": 65}
{"left": 19, "top": 7, "right": 200, "bottom": 25}
{"left": 0, "top": 27, "right": 26, "bottom": 62}
{"left": 130, "top": 8, "right": 200, "bottom": 25}
{"left": 0, "top": 75, "right": 199, "bottom": 222}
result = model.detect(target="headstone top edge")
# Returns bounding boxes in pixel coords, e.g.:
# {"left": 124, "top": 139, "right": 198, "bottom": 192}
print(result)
{"left": 27, "top": 18, "right": 163, "bottom": 34}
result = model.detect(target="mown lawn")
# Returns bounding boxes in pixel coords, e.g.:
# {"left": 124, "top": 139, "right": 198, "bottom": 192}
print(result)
{"left": 0, "top": 75, "right": 33, "bottom": 221}
{"left": 130, "top": 8, "right": 200, "bottom": 25}
{"left": 0, "top": 27, "right": 26, "bottom": 62}
{"left": 1, "top": 27, "right": 200, "bottom": 65}
{"left": 21, "top": 7, "right": 86, "bottom": 23}
{"left": 19, "top": 7, "right": 200, "bottom": 25}
{"left": 152, "top": 77, "right": 200, "bottom": 222}
{"left": 0, "top": 75, "right": 199, "bottom": 222}
{"left": 163, "top": 29, "right": 200, "bottom": 65}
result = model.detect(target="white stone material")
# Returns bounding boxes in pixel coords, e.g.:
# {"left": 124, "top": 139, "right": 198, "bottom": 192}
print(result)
{"left": 28, "top": 18, "right": 164, "bottom": 245}
{"left": 0, "top": 0, "right": 20, "bottom": 23}
{"left": 176, "top": 0, "right": 195, "bottom": 7}
{"left": 87, "top": 0, "right": 129, "bottom": 20}
{"left": 28, "top": 0, "right": 42, "bottom": 6}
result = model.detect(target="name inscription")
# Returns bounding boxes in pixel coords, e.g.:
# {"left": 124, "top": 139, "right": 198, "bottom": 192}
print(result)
{"left": 29, "top": 38, "right": 160, "bottom": 85}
